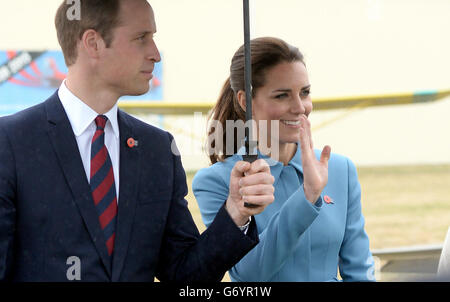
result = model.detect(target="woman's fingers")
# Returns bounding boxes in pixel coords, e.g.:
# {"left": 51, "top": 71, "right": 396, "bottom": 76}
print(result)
{"left": 298, "top": 115, "right": 331, "bottom": 204}
{"left": 303, "top": 115, "right": 314, "bottom": 150}
{"left": 299, "top": 116, "right": 312, "bottom": 156}
{"left": 320, "top": 145, "right": 331, "bottom": 166}
{"left": 299, "top": 114, "right": 316, "bottom": 153}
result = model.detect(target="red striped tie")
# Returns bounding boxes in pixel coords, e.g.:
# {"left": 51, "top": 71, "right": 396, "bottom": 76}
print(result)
{"left": 90, "top": 115, "right": 118, "bottom": 256}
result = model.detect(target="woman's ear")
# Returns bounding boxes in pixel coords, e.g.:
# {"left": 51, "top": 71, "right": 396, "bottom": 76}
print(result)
{"left": 237, "top": 90, "right": 246, "bottom": 112}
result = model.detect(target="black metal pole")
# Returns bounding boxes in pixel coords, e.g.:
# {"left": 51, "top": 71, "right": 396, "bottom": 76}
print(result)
{"left": 243, "top": 0, "right": 253, "bottom": 154}
{"left": 242, "top": 0, "right": 258, "bottom": 208}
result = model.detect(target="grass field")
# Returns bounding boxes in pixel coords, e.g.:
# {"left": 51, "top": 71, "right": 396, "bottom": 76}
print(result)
{"left": 184, "top": 164, "right": 450, "bottom": 281}
{"left": 356, "top": 164, "right": 450, "bottom": 249}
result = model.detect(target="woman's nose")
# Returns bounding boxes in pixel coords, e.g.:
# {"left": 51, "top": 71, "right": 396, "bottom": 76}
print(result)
{"left": 291, "top": 95, "right": 306, "bottom": 115}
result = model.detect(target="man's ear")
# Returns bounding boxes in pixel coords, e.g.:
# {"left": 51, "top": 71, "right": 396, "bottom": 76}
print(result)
{"left": 80, "top": 29, "right": 103, "bottom": 60}
{"left": 237, "top": 90, "right": 246, "bottom": 112}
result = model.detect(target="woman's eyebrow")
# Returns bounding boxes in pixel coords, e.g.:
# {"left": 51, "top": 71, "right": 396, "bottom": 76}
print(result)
{"left": 272, "top": 88, "right": 291, "bottom": 93}
{"left": 272, "top": 85, "right": 310, "bottom": 93}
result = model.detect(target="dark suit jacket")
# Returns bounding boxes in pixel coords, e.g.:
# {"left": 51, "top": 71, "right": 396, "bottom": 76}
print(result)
{"left": 0, "top": 91, "right": 258, "bottom": 282}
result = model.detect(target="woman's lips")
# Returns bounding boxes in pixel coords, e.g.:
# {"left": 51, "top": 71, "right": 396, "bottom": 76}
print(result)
{"left": 281, "top": 120, "right": 301, "bottom": 128}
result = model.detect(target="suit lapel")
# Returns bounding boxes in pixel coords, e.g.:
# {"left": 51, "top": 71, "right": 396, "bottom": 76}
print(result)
{"left": 112, "top": 110, "right": 141, "bottom": 281}
{"left": 45, "top": 92, "right": 113, "bottom": 277}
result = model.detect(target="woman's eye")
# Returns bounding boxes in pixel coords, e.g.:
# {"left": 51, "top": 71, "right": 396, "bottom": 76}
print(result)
{"left": 275, "top": 93, "right": 288, "bottom": 99}
{"left": 300, "top": 89, "right": 310, "bottom": 97}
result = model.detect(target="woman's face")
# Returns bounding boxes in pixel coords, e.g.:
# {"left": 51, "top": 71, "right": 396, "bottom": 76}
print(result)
{"left": 250, "top": 61, "right": 312, "bottom": 146}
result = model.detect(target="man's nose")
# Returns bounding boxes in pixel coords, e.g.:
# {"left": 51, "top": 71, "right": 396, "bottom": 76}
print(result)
{"left": 146, "top": 40, "right": 161, "bottom": 63}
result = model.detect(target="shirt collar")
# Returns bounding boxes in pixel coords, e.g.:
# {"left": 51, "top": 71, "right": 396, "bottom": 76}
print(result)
{"left": 58, "top": 80, "right": 119, "bottom": 138}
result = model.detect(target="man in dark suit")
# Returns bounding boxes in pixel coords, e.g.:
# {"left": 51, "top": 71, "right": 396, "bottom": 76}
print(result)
{"left": 0, "top": 0, "right": 275, "bottom": 281}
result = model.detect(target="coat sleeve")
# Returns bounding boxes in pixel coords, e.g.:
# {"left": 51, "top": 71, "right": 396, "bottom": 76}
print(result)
{"left": 0, "top": 121, "right": 17, "bottom": 281}
{"left": 338, "top": 158, "right": 375, "bottom": 281}
{"left": 155, "top": 135, "right": 258, "bottom": 282}
{"left": 193, "top": 163, "right": 323, "bottom": 281}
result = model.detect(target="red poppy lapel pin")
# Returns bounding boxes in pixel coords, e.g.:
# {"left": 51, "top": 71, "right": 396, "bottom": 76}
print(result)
{"left": 324, "top": 195, "right": 334, "bottom": 204}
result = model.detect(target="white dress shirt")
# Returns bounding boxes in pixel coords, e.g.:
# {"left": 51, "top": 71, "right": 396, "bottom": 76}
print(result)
{"left": 58, "top": 80, "right": 120, "bottom": 202}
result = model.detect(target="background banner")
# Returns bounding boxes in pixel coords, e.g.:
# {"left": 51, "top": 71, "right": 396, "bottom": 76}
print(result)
{"left": 0, "top": 50, "right": 163, "bottom": 116}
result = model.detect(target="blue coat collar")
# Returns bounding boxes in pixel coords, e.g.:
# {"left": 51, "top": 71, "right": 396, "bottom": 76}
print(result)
{"left": 235, "top": 143, "right": 303, "bottom": 186}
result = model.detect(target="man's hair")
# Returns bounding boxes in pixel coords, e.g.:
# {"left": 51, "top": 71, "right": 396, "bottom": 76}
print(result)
{"left": 54, "top": 0, "right": 122, "bottom": 66}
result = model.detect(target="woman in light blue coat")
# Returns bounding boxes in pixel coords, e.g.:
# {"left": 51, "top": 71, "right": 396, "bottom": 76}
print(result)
{"left": 193, "top": 37, "right": 375, "bottom": 281}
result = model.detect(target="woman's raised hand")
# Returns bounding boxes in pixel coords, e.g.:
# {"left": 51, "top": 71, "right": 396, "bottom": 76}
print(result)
{"left": 299, "top": 114, "right": 331, "bottom": 204}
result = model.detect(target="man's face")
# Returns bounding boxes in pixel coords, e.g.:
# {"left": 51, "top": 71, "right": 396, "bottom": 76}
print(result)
{"left": 98, "top": 0, "right": 161, "bottom": 97}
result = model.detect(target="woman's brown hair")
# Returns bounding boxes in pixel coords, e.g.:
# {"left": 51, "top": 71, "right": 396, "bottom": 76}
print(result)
{"left": 207, "top": 37, "right": 305, "bottom": 164}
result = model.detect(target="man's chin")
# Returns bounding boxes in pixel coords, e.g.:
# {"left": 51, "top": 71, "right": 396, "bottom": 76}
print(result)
{"left": 125, "top": 83, "right": 151, "bottom": 96}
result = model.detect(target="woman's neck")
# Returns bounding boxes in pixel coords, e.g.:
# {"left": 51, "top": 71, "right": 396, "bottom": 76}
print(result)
{"left": 278, "top": 143, "right": 297, "bottom": 166}
{"left": 260, "top": 142, "right": 297, "bottom": 166}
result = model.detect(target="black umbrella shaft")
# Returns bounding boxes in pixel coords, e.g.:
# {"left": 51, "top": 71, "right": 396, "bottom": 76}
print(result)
{"left": 243, "top": 0, "right": 255, "bottom": 158}
{"left": 243, "top": 0, "right": 258, "bottom": 208}
{"left": 243, "top": 0, "right": 252, "bottom": 130}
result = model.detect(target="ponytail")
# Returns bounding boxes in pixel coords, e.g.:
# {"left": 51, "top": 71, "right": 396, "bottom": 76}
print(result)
{"left": 206, "top": 77, "right": 245, "bottom": 164}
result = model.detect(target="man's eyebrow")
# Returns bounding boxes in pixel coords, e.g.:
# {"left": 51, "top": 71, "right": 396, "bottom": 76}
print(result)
{"left": 134, "top": 30, "right": 154, "bottom": 36}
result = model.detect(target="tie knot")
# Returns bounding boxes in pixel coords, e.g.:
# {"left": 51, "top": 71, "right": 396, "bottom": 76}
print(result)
{"left": 95, "top": 115, "right": 108, "bottom": 130}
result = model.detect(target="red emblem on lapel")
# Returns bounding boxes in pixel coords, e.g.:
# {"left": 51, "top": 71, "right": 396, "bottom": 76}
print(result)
{"left": 127, "top": 137, "right": 138, "bottom": 148}
{"left": 324, "top": 195, "right": 334, "bottom": 204}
